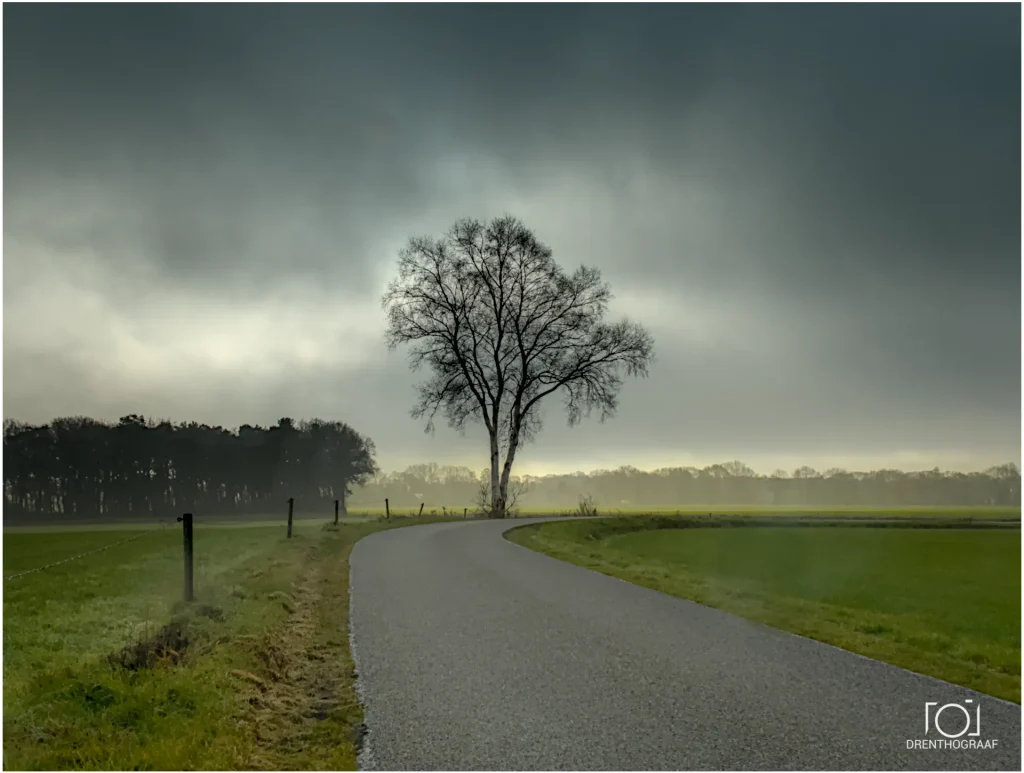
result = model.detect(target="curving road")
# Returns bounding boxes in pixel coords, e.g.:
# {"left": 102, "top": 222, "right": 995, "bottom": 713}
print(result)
{"left": 349, "top": 519, "right": 1021, "bottom": 770}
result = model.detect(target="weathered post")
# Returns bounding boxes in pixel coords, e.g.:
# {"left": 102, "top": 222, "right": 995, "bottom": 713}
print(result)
{"left": 334, "top": 499, "right": 339, "bottom": 526}
{"left": 287, "top": 497, "right": 294, "bottom": 538}
{"left": 463, "top": 507, "right": 467, "bottom": 518}
{"left": 385, "top": 498, "right": 390, "bottom": 519}
{"left": 177, "top": 513, "right": 194, "bottom": 602}
{"left": 418, "top": 502, "right": 425, "bottom": 517}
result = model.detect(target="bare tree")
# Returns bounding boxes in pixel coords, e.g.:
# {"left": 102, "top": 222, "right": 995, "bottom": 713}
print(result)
{"left": 382, "top": 215, "right": 655, "bottom": 518}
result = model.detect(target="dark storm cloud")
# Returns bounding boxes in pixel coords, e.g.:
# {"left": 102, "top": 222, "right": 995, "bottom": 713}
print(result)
{"left": 4, "top": 3, "right": 1019, "bottom": 472}
{"left": 6, "top": 4, "right": 1017, "bottom": 289}
{"left": 4, "top": 4, "right": 459, "bottom": 295}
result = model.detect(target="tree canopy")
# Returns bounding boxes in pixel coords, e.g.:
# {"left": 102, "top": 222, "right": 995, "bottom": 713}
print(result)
{"left": 382, "top": 215, "right": 655, "bottom": 517}
{"left": 3, "top": 415, "right": 377, "bottom": 521}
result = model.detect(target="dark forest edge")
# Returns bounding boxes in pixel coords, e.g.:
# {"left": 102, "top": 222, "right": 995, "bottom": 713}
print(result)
{"left": 4, "top": 414, "right": 1020, "bottom": 522}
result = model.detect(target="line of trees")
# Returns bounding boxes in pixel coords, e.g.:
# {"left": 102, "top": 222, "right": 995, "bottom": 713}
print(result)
{"left": 349, "top": 461, "right": 1021, "bottom": 510}
{"left": 3, "top": 415, "right": 377, "bottom": 520}
{"left": 3, "top": 416, "right": 1019, "bottom": 520}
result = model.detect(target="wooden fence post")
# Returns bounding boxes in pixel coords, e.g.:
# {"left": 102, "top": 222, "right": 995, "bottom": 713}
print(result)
{"left": 334, "top": 499, "right": 339, "bottom": 526}
{"left": 287, "top": 497, "right": 294, "bottom": 538}
{"left": 418, "top": 502, "right": 425, "bottom": 517}
{"left": 463, "top": 507, "right": 467, "bottom": 518}
{"left": 385, "top": 498, "right": 390, "bottom": 519}
{"left": 177, "top": 513, "right": 194, "bottom": 602}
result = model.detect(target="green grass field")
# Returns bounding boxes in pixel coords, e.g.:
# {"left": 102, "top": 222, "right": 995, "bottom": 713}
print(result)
{"left": 2, "top": 516, "right": 459, "bottom": 770}
{"left": 4, "top": 529, "right": 160, "bottom": 574}
{"left": 507, "top": 516, "right": 1021, "bottom": 702}
{"left": 5, "top": 507, "right": 1020, "bottom": 769}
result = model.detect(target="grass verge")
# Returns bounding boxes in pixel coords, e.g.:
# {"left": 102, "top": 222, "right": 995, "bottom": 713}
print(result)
{"left": 3, "top": 516, "right": 461, "bottom": 770}
{"left": 506, "top": 515, "right": 1021, "bottom": 703}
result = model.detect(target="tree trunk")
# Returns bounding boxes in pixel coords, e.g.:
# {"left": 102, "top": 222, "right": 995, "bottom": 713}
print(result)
{"left": 488, "top": 431, "right": 504, "bottom": 518}
{"left": 498, "top": 428, "right": 521, "bottom": 517}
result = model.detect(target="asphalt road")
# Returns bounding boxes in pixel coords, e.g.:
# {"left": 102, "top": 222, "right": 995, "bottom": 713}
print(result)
{"left": 350, "top": 519, "right": 1021, "bottom": 770}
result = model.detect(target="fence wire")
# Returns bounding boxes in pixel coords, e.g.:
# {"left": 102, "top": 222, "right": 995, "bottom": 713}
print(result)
{"left": 4, "top": 531, "right": 161, "bottom": 581}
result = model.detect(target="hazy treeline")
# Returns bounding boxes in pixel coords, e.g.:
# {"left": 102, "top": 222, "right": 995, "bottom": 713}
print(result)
{"left": 352, "top": 461, "right": 1022, "bottom": 509}
{"left": 3, "top": 416, "right": 1019, "bottom": 520}
{"left": 3, "top": 415, "right": 376, "bottom": 519}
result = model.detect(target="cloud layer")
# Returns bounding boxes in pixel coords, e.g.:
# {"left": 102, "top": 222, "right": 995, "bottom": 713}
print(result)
{"left": 4, "top": 4, "right": 1020, "bottom": 473}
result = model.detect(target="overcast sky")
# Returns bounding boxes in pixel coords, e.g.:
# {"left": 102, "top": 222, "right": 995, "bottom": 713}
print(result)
{"left": 4, "top": 4, "right": 1020, "bottom": 475}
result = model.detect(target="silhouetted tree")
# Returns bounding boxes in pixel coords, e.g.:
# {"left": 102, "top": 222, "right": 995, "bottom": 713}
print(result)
{"left": 3, "top": 416, "right": 378, "bottom": 521}
{"left": 382, "top": 215, "right": 655, "bottom": 517}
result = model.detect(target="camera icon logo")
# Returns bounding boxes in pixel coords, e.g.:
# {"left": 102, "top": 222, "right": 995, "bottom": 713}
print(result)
{"left": 925, "top": 700, "right": 981, "bottom": 739}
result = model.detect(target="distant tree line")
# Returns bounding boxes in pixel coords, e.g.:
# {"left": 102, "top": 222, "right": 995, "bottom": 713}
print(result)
{"left": 351, "top": 461, "right": 1021, "bottom": 510}
{"left": 3, "top": 416, "right": 1019, "bottom": 520}
{"left": 3, "top": 415, "right": 377, "bottom": 520}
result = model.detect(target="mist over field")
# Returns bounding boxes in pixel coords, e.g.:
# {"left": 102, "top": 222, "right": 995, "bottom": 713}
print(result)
{"left": 3, "top": 416, "right": 1019, "bottom": 524}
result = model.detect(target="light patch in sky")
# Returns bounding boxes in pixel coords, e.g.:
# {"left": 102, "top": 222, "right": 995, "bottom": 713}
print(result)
{"left": 2, "top": 3, "right": 1018, "bottom": 474}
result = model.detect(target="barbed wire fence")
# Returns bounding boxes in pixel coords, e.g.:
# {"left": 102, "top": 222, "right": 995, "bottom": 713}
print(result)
{"left": 3, "top": 529, "right": 166, "bottom": 581}
{"left": 3, "top": 496, "right": 453, "bottom": 594}
{"left": 2, "top": 499, "right": 348, "bottom": 593}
